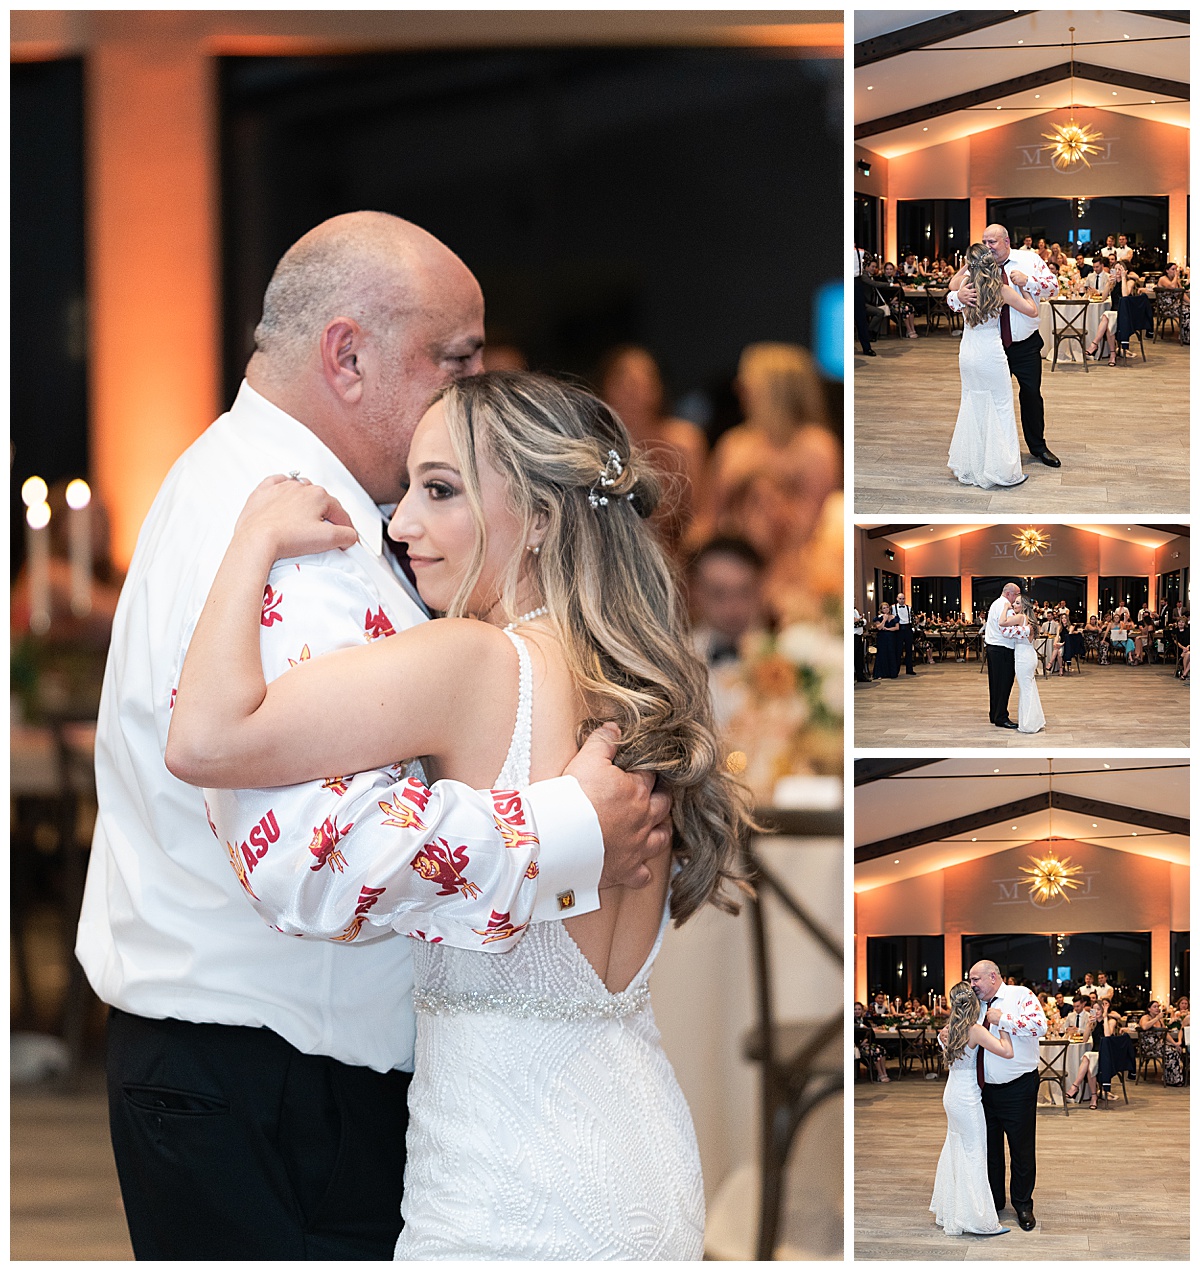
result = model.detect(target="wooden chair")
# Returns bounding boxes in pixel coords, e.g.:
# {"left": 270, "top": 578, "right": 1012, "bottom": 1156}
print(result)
{"left": 1137, "top": 1028, "right": 1167, "bottom": 1081}
{"left": 1037, "top": 1040, "right": 1071, "bottom": 1116}
{"left": 1153, "top": 289, "right": 1183, "bottom": 341}
{"left": 1048, "top": 299, "right": 1089, "bottom": 371}
{"left": 741, "top": 817, "right": 843, "bottom": 1260}
{"left": 898, "top": 1027, "right": 935, "bottom": 1077}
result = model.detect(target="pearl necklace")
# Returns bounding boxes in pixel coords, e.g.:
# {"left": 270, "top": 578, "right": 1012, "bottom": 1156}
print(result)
{"left": 503, "top": 606, "right": 549, "bottom": 631}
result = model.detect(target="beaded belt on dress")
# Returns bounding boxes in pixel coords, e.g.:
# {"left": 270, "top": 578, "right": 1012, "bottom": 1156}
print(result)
{"left": 414, "top": 984, "right": 651, "bottom": 1021}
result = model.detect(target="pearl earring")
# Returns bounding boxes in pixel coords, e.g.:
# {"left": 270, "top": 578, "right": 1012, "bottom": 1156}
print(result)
{"left": 527, "top": 544, "right": 541, "bottom": 555}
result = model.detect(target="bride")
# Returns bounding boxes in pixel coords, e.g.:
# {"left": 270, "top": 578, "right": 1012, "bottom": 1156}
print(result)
{"left": 946, "top": 243, "right": 1040, "bottom": 490}
{"left": 930, "top": 981, "right": 1014, "bottom": 1237}
{"left": 166, "top": 371, "right": 754, "bottom": 1259}
{"left": 999, "top": 595, "right": 1046, "bottom": 734}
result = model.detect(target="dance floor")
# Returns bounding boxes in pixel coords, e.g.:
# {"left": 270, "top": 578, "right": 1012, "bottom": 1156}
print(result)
{"left": 853, "top": 334, "right": 1189, "bottom": 515}
{"left": 854, "top": 1075, "right": 1189, "bottom": 1260}
{"left": 854, "top": 660, "right": 1187, "bottom": 749}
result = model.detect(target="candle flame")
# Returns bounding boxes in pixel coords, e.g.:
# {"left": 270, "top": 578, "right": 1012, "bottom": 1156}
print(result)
{"left": 26, "top": 501, "right": 51, "bottom": 530}
{"left": 66, "top": 479, "right": 92, "bottom": 510}
{"left": 21, "top": 476, "right": 48, "bottom": 508}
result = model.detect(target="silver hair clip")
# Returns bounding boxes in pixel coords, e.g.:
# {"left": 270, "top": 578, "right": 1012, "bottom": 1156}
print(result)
{"left": 588, "top": 450, "right": 634, "bottom": 509}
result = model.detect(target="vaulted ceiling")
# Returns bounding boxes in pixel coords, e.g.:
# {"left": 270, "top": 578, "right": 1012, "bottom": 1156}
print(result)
{"left": 854, "top": 758, "right": 1189, "bottom": 891}
{"left": 854, "top": 9, "right": 1189, "bottom": 159}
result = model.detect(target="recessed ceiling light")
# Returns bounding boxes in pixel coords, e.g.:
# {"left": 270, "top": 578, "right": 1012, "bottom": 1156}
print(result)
{"left": 1132, "top": 832, "right": 1138, "bottom": 837}
{"left": 1093, "top": 823, "right": 1098, "bottom": 828}
{"left": 1124, "top": 34, "right": 1130, "bottom": 39}
{"left": 972, "top": 837, "right": 977, "bottom": 842}
{"left": 867, "top": 85, "right": 874, "bottom": 91}
{"left": 994, "top": 769, "right": 1000, "bottom": 773}
{"left": 894, "top": 859, "right": 900, "bottom": 864}
{"left": 1112, "top": 91, "right": 1119, "bottom": 96}
{"left": 1104, "top": 764, "right": 1110, "bottom": 769}
{"left": 1035, "top": 94, "right": 1040, "bottom": 99}
{"left": 1012, "top": 825, "right": 1018, "bottom": 830}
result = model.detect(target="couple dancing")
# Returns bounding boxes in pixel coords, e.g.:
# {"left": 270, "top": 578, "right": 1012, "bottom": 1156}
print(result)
{"left": 984, "top": 582, "right": 1045, "bottom": 734}
{"left": 947, "top": 225, "right": 1061, "bottom": 489}
{"left": 931, "top": 963, "right": 1048, "bottom": 1237}
{"left": 79, "top": 213, "right": 754, "bottom": 1259}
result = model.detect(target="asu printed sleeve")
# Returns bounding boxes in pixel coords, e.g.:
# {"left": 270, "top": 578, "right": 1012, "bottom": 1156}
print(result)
{"left": 200, "top": 551, "right": 566, "bottom": 952}
{"left": 998, "top": 987, "right": 1048, "bottom": 1039}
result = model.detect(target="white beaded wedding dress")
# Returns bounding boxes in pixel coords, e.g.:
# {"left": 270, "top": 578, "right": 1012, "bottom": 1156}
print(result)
{"left": 1012, "top": 629, "right": 1045, "bottom": 734}
{"left": 393, "top": 629, "right": 705, "bottom": 1260}
{"left": 929, "top": 1043, "right": 1006, "bottom": 1237}
{"left": 947, "top": 316, "right": 1025, "bottom": 490}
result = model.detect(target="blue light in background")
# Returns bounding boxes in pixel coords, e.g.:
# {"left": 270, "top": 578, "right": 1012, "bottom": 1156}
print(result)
{"left": 812, "top": 279, "right": 844, "bottom": 382}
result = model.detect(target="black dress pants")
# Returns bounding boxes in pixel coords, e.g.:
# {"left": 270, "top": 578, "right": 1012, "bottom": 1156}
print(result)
{"left": 987, "top": 644, "right": 1016, "bottom": 724}
{"left": 106, "top": 1008, "right": 411, "bottom": 1260}
{"left": 982, "top": 1068, "right": 1039, "bottom": 1211}
{"left": 854, "top": 276, "right": 874, "bottom": 353}
{"left": 899, "top": 625, "right": 915, "bottom": 673}
{"left": 1003, "top": 332, "right": 1046, "bottom": 453}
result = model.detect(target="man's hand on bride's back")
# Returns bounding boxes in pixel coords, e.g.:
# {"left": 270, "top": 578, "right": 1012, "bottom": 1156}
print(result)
{"left": 565, "top": 723, "right": 673, "bottom": 890}
{"left": 234, "top": 475, "right": 358, "bottom": 560}
{"left": 957, "top": 280, "right": 977, "bottom": 306}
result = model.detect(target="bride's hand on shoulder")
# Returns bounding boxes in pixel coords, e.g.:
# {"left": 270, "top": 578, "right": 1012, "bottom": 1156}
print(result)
{"left": 234, "top": 475, "right": 358, "bottom": 560}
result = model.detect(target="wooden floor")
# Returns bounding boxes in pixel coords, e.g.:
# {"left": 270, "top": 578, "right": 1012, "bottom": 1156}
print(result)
{"left": 854, "top": 659, "right": 1188, "bottom": 749}
{"left": 853, "top": 331, "right": 1189, "bottom": 515}
{"left": 854, "top": 1074, "right": 1189, "bottom": 1260}
{"left": 10, "top": 1071, "right": 135, "bottom": 1260}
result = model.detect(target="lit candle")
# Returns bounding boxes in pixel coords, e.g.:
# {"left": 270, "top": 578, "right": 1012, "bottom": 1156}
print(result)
{"left": 66, "top": 478, "right": 92, "bottom": 617}
{"left": 26, "top": 500, "right": 51, "bottom": 635}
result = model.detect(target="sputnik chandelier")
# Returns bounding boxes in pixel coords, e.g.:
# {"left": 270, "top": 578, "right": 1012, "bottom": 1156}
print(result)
{"left": 1014, "top": 526, "right": 1050, "bottom": 557}
{"left": 1019, "top": 759, "right": 1085, "bottom": 904}
{"left": 1041, "top": 27, "right": 1104, "bottom": 171}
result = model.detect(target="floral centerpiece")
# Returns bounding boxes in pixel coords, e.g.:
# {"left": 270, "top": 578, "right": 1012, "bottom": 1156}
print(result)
{"left": 1056, "top": 258, "right": 1083, "bottom": 297}
{"left": 710, "top": 615, "right": 843, "bottom": 802}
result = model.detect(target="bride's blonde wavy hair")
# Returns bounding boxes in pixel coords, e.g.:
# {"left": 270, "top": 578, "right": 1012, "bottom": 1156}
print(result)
{"left": 943, "top": 980, "right": 981, "bottom": 1065}
{"left": 434, "top": 370, "right": 754, "bottom": 924}
{"left": 963, "top": 243, "right": 1004, "bottom": 327}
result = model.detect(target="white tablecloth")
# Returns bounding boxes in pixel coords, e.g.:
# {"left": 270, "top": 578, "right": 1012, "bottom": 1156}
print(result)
{"left": 1039, "top": 298, "right": 1111, "bottom": 362}
{"left": 1039, "top": 1038, "right": 1087, "bottom": 1105}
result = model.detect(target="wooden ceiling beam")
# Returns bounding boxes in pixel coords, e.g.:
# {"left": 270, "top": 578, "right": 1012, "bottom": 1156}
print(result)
{"left": 855, "top": 794, "right": 1050, "bottom": 862}
{"left": 1051, "top": 792, "right": 1190, "bottom": 837}
{"left": 865, "top": 524, "right": 923, "bottom": 540}
{"left": 855, "top": 11, "right": 1032, "bottom": 68}
{"left": 854, "top": 760, "right": 940, "bottom": 786}
{"left": 856, "top": 61, "right": 1188, "bottom": 140}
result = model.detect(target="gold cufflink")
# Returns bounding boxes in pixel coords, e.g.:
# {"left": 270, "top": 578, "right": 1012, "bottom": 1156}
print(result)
{"left": 556, "top": 890, "right": 575, "bottom": 912}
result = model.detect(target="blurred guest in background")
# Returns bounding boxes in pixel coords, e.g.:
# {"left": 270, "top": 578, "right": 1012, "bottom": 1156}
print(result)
{"left": 687, "top": 536, "right": 767, "bottom": 668}
{"left": 595, "top": 343, "right": 707, "bottom": 555}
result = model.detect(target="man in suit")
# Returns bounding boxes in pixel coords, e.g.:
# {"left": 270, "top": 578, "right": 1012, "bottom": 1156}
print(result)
{"left": 894, "top": 591, "right": 917, "bottom": 675}
{"left": 948, "top": 224, "right": 1061, "bottom": 467}
{"left": 984, "top": 583, "right": 1021, "bottom": 729}
{"left": 970, "top": 961, "right": 1047, "bottom": 1231}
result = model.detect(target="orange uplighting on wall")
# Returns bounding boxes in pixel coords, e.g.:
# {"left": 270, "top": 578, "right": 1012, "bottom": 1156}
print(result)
{"left": 86, "top": 37, "right": 221, "bottom": 570}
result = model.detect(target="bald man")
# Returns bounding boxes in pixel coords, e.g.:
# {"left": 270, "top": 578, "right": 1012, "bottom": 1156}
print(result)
{"left": 79, "top": 213, "right": 670, "bottom": 1259}
{"left": 969, "top": 961, "right": 1047, "bottom": 1231}
{"left": 948, "top": 224, "right": 1060, "bottom": 467}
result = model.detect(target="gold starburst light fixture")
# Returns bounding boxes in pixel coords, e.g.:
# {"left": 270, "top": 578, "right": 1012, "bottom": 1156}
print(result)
{"left": 1020, "top": 851, "right": 1085, "bottom": 904}
{"left": 1014, "top": 526, "right": 1050, "bottom": 557}
{"left": 1042, "top": 28, "right": 1104, "bottom": 171}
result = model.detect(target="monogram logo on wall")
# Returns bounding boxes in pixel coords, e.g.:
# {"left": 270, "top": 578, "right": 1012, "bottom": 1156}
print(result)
{"left": 1015, "top": 139, "right": 1118, "bottom": 171}
{"left": 993, "top": 872, "right": 1097, "bottom": 909}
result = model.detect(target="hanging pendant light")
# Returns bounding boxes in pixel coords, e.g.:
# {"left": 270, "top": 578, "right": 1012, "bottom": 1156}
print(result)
{"left": 1042, "top": 27, "right": 1104, "bottom": 171}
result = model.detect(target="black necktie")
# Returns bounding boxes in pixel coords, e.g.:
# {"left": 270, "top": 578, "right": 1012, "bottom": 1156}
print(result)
{"left": 1000, "top": 264, "right": 1013, "bottom": 348}
{"left": 977, "top": 997, "right": 997, "bottom": 1090}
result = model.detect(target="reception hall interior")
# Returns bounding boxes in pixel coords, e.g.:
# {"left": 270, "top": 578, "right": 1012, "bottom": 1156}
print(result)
{"left": 853, "top": 9, "right": 1189, "bottom": 515}
{"left": 854, "top": 758, "right": 1190, "bottom": 1260}
{"left": 854, "top": 521, "right": 1190, "bottom": 748}
{"left": 10, "top": 9, "right": 845, "bottom": 1262}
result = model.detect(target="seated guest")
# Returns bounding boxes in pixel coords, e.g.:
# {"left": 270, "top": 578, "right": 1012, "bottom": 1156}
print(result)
{"left": 880, "top": 263, "right": 919, "bottom": 338}
{"left": 1064, "top": 1001, "right": 1103, "bottom": 1108}
{"left": 1133, "top": 616, "right": 1156, "bottom": 664}
{"left": 1167, "top": 996, "right": 1190, "bottom": 1026}
{"left": 1174, "top": 615, "right": 1190, "bottom": 678}
{"left": 1163, "top": 1018, "right": 1187, "bottom": 1086}
{"left": 854, "top": 1003, "right": 891, "bottom": 1082}
{"left": 1064, "top": 998, "right": 1092, "bottom": 1035}
{"left": 871, "top": 992, "right": 889, "bottom": 1017}
{"left": 687, "top": 536, "right": 767, "bottom": 668}
{"left": 1140, "top": 1001, "right": 1166, "bottom": 1030}
{"left": 1158, "top": 262, "right": 1183, "bottom": 289}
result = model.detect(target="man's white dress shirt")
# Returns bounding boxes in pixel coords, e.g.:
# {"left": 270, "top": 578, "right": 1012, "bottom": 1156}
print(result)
{"left": 947, "top": 248, "right": 1056, "bottom": 344}
{"left": 78, "top": 382, "right": 604, "bottom": 1073}
{"left": 980, "top": 984, "right": 1047, "bottom": 1084}
{"left": 985, "top": 596, "right": 1019, "bottom": 650}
